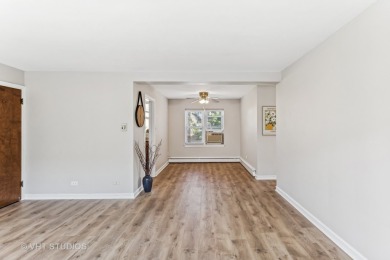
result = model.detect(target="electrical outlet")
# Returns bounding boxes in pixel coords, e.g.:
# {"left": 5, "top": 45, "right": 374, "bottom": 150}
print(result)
{"left": 70, "top": 181, "right": 78, "bottom": 186}
{"left": 113, "top": 181, "right": 119, "bottom": 186}
{"left": 121, "top": 123, "right": 127, "bottom": 132}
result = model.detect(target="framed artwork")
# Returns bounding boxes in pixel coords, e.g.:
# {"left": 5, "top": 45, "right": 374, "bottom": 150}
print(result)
{"left": 262, "top": 106, "right": 276, "bottom": 136}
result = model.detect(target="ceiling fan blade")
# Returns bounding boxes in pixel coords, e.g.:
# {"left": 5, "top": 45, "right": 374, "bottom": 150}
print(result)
{"left": 191, "top": 99, "right": 201, "bottom": 103}
{"left": 210, "top": 98, "right": 220, "bottom": 103}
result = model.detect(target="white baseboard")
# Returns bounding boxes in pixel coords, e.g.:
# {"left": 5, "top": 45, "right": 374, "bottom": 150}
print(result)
{"left": 154, "top": 161, "right": 169, "bottom": 177}
{"left": 23, "top": 191, "right": 142, "bottom": 200}
{"left": 239, "top": 157, "right": 256, "bottom": 176}
{"left": 275, "top": 186, "right": 367, "bottom": 260}
{"left": 23, "top": 182, "right": 154, "bottom": 200}
{"left": 132, "top": 186, "right": 143, "bottom": 199}
{"left": 169, "top": 157, "right": 240, "bottom": 163}
{"left": 255, "top": 174, "right": 277, "bottom": 180}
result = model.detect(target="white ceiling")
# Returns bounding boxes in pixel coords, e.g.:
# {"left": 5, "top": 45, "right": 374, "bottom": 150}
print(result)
{"left": 0, "top": 0, "right": 376, "bottom": 72}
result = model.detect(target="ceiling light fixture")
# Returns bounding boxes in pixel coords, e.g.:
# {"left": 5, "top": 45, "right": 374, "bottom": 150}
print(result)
{"left": 199, "top": 91, "right": 209, "bottom": 104}
{"left": 189, "top": 91, "right": 219, "bottom": 104}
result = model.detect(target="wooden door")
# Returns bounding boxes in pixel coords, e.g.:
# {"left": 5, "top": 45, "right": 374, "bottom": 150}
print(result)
{"left": 0, "top": 85, "right": 22, "bottom": 208}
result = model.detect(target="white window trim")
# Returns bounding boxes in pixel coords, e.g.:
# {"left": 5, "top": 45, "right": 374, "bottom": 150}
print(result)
{"left": 184, "top": 144, "right": 225, "bottom": 148}
{"left": 184, "top": 109, "right": 224, "bottom": 146}
{"left": 184, "top": 110, "right": 205, "bottom": 145}
{"left": 206, "top": 110, "right": 224, "bottom": 132}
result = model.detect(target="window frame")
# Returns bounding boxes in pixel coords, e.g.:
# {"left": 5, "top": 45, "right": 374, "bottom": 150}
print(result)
{"left": 184, "top": 109, "right": 224, "bottom": 145}
{"left": 205, "top": 110, "right": 224, "bottom": 132}
{"left": 185, "top": 110, "right": 205, "bottom": 145}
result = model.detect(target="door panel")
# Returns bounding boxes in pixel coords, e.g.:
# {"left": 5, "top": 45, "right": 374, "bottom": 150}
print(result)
{"left": 0, "top": 85, "right": 21, "bottom": 208}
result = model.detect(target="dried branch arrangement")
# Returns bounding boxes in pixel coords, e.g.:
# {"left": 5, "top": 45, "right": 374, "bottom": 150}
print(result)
{"left": 134, "top": 140, "right": 162, "bottom": 176}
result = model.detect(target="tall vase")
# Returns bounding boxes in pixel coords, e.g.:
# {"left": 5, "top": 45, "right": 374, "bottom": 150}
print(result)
{"left": 143, "top": 130, "right": 153, "bottom": 192}
{"left": 142, "top": 175, "right": 153, "bottom": 193}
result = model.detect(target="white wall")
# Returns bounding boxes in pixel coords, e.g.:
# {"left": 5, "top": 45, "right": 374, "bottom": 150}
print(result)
{"left": 0, "top": 63, "right": 24, "bottom": 85}
{"left": 168, "top": 99, "right": 240, "bottom": 158}
{"left": 133, "top": 83, "right": 168, "bottom": 191}
{"left": 277, "top": 1, "right": 390, "bottom": 259}
{"left": 21, "top": 71, "right": 279, "bottom": 197}
{"left": 151, "top": 90, "right": 169, "bottom": 170}
{"left": 257, "top": 85, "right": 276, "bottom": 177}
{"left": 25, "top": 72, "right": 134, "bottom": 195}
{"left": 240, "top": 87, "right": 257, "bottom": 169}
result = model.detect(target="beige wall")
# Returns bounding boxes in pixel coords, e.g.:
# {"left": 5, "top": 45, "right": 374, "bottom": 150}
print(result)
{"left": 277, "top": 1, "right": 390, "bottom": 259}
{"left": 133, "top": 83, "right": 169, "bottom": 191}
{"left": 240, "top": 85, "right": 277, "bottom": 177}
{"left": 168, "top": 99, "right": 240, "bottom": 158}
{"left": 25, "top": 72, "right": 133, "bottom": 195}
{"left": 257, "top": 85, "right": 276, "bottom": 176}
{"left": 240, "top": 87, "right": 257, "bottom": 168}
{"left": 0, "top": 63, "right": 24, "bottom": 85}
{"left": 21, "top": 70, "right": 279, "bottom": 197}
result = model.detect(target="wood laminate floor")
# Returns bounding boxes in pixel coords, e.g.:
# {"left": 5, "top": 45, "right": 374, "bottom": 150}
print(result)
{"left": 0, "top": 163, "right": 350, "bottom": 260}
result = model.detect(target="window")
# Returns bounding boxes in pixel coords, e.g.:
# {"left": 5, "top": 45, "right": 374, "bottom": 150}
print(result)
{"left": 185, "top": 110, "right": 224, "bottom": 145}
{"left": 185, "top": 110, "right": 204, "bottom": 144}
{"left": 206, "top": 110, "right": 224, "bottom": 132}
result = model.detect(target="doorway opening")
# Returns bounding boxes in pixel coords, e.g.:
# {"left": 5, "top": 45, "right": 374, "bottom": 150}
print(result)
{"left": 144, "top": 95, "right": 155, "bottom": 176}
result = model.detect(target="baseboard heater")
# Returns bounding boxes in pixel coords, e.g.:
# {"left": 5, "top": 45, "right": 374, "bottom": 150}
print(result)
{"left": 169, "top": 157, "right": 240, "bottom": 163}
